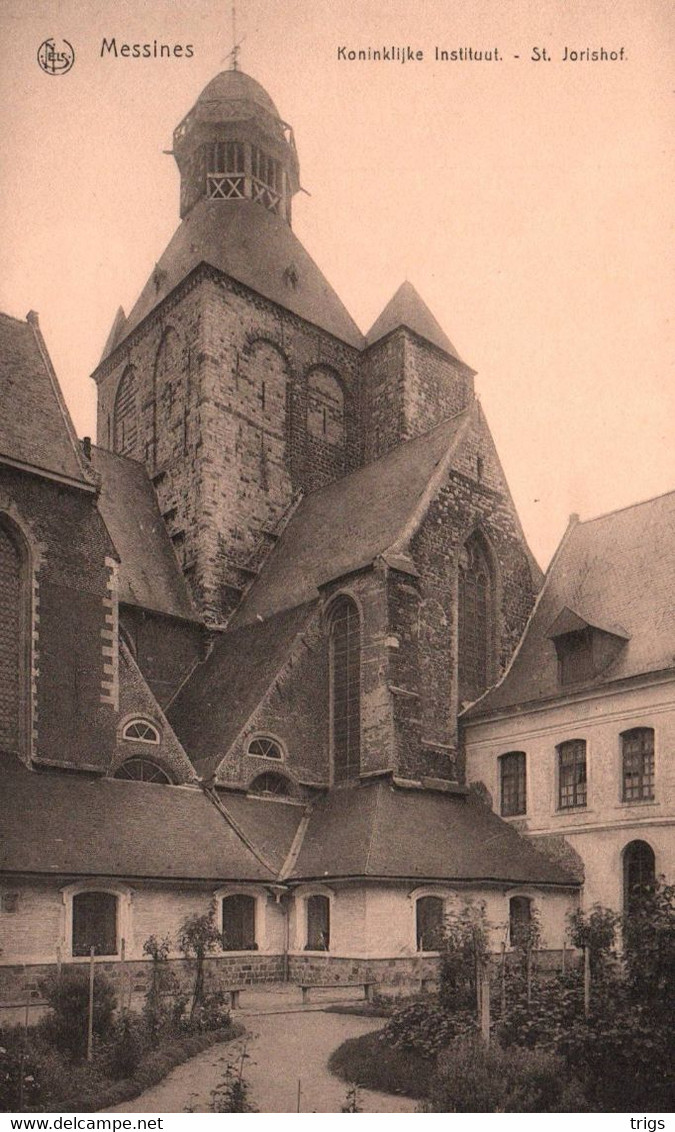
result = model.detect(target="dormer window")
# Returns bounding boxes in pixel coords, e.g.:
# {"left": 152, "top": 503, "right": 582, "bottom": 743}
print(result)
{"left": 547, "top": 606, "right": 629, "bottom": 687}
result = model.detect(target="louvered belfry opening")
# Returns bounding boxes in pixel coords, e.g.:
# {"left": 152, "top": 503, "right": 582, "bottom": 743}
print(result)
{"left": 0, "top": 519, "right": 24, "bottom": 755}
{"left": 330, "top": 596, "right": 361, "bottom": 783}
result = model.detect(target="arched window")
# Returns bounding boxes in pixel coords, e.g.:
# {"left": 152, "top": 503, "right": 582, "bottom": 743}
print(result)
{"left": 122, "top": 719, "right": 160, "bottom": 744}
{"left": 305, "top": 894, "right": 330, "bottom": 951}
{"left": 416, "top": 896, "right": 445, "bottom": 951}
{"left": 622, "top": 728, "right": 655, "bottom": 802}
{"left": 0, "top": 517, "right": 27, "bottom": 756}
{"left": 247, "top": 736, "right": 283, "bottom": 760}
{"left": 249, "top": 772, "right": 292, "bottom": 798}
{"left": 329, "top": 596, "right": 361, "bottom": 783}
{"left": 154, "top": 329, "right": 185, "bottom": 468}
{"left": 557, "top": 739, "right": 587, "bottom": 809}
{"left": 114, "top": 758, "right": 171, "bottom": 784}
{"left": 457, "top": 533, "right": 494, "bottom": 704}
{"left": 72, "top": 892, "right": 118, "bottom": 957}
{"left": 509, "top": 896, "right": 533, "bottom": 947}
{"left": 221, "top": 893, "right": 257, "bottom": 951}
{"left": 623, "top": 841, "right": 656, "bottom": 915}
{"left": 500, "top": 751, "right": 526, "bottom": 816}
{"left": 113, "top": 366, "right": 139, "bottom": 457}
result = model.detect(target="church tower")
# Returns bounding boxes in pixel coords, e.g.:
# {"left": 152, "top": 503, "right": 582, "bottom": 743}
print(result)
{"left": 92, "top": 69, "right": 364, "bottom": 624}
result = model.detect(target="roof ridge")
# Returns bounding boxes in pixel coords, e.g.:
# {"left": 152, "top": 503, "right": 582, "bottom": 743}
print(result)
{"left": 577, "top": 487, "right": 675, "bottom": 527}
{"left": 384, "top": 402, "right": 478, "bottom": 557}
{"left": 202, "top": 785, "right": 278, "bottom": 877}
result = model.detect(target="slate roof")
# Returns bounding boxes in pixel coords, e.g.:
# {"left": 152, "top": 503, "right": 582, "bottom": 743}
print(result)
{"left": 194, "top": 69, "right": 281, "bottom": 118}
{"left": 98, "top": 199, "right": 363, "bottom": 359}
{"left": 287, "top": 778, "right": 578, "bottom": 886}
{"left": 365, "top": 281, "right": 463, "bottom": 361}
{"left": 215, "top": 791, "right": 304, "bottom": 874}
{"left": 168, "top": 601, "right": 317, "bottom": 772}
{"left": 90, "top": 446, "right": 198, "bottom": 621}
{"left": 0, "top": 312, "right": 93, "bottom": 486}
{"left": 0, "top": 759, "right": 277, "bottom": 882}
{"left": 464, "top": 490, "right": 675, "bottom": 718}
{"left": 232, "top": 407, "right": 474, "bottom": 625}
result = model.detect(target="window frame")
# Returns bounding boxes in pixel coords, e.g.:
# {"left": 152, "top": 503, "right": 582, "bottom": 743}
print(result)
{"left": 499, "top": 751, "right": 527, "bottom": 817}
{"left": 0, "top": 512, "right": 33, "bottom": 761}
{"left": 113, "top": 758, "right": 172, "bottom": 784}
{"left": 61, "top": 883, "right": 132, "bottom": 961}
{"left": 246, "top": 735, "right": 284, "bottom": 761}
{"left": 121, "top": 718, "right": 161, "bottom": 745}
{"left": 415, "top": 895, "right": 446, "bottom": 953}
{"left": 292, "top": 886, "right": 334, "bottom": 954}
{"left": 508, "top": 894, "right": 534, "bottom": 949}
{"left": 622, "top": 840, "right": 656, "bottom": 915}
{"left": 557, "top": 738, "right": 587, "bottom": 810}
{"left": 214, "top": 887, "right": 267, "bottom": 954}
{"left": 327, "top": 593, "right": 362, "bottom": 784}
{"left": 621, "top": 728, "right": 655, "bottom": 803}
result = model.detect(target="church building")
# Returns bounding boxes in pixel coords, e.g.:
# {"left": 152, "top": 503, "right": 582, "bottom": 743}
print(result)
{"left": 0, "top": 68, "right": 582, "bottom": 1006}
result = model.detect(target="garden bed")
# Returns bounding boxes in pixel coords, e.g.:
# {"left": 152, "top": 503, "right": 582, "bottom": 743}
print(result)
{"left": 327, "top": 1029, "right": 433, "bottom": 1100}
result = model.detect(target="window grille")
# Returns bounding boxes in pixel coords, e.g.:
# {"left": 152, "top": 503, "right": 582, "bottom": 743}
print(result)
{"left": 122, "top": 719, "right": 160, "bottom": 744}
{"left": 72, "top": 892, "right": 118, "bottom": 956}
{"left": 222, "top": 894, "right": 257, "bottom": 951}
{"left": 247, "top": 737, "right": 283, "bottom": 760}
{"left": 416, "top": 896, "right": 444, "bottom": 951}
{"left": 114, "top": 758, "right": 170, "bottom": 783}
{"left": 621, "top": 728, "right": 655, "bottom": 802}
{"left": 558, "top": 739, "right": 587, "bottom": 808}
{"left": 500, "top": 751, "right": 526, "bottom": 816}
{"left": 330, "top": 597, "right": 361, "bottom": 782}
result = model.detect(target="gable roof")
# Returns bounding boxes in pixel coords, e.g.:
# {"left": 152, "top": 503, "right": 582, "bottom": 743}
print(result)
{"left": 97, "top": 198, "right": 364, "bottom": 361}
{"left": 288, "top": 778, "right": 578, "bottom": 886}
{"left": 0, "top": 312, "right": 94, "bottom": 488}
{"left": 232, "top": 407, "right": 475, "bottom": 625}
{"left": 464, "top": 490, "right": 675, "bottom": 718}
{"left": 90, "top": 446, "right": 198, "bottom": 621}
{"left": 365, "top": 281, "right": 463, "bottom": 361}
{"left": 168, "top": 601, "right": 317, "bottom": 772}
{"left": 0, "top": 759, "right": 277, "bottom": 883}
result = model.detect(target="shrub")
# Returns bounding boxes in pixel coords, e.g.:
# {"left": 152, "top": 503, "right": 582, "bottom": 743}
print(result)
{"left": 438, "top": 901, "right": 490, "bottom": 1011}
{"left": 496, "top": 970, "right": 585, "bottom": 1050}
{"left": 0, "top": 1029, "right": 44, "bottom": 1112}
{"left": 424, "top": 1034, "right": 588, "bottom": 1113}
{"left": 567, "top": 904, "right": 621, "bottom": 981}
{"left": 622, "top": 877, "right": 675, "bottom": 1007}
{"left": 104, "top": 1012, "right": 147, "bottom": 1080}
{"left": 210, "top": 1041, "right": 257, "bottom": 1113}
{"left": 381, "top": 1001, "right": 475, "bottom": 1060}
{"left": 182, "top": 990, "right": 231, "bottom": 1034}
{"left": 176, "top": 904, "right": 223, "bottom": 1021}
{"left": 328, "top": 1029, "right": 433, "bottom": 1100}
{"left": 142, "top": 935, "right": 180, "bottom": 1043}
{"left": 39, "top": 968, "right": 117, "bottom": 1061}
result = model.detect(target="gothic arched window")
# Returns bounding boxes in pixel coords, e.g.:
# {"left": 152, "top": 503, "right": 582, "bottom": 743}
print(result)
{"left": 113, "top": 366, "right": 139, "bottom": 457}
{"left": 623, "top": 840, "right": 656, "bottom": 915}
{"left": 0, "top": 516, "right": 28, "bottom": 757}
{"left": 154, "top": 328, "right": 185, "bottom": 469}
{"left": 457, "top": 533, "right": 494, "bottom": 704}
{"left": 329, "top": 596, "right": 361, "bottom": 782}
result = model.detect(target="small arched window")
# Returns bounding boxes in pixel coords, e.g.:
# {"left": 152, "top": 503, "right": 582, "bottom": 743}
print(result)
{"left": 122, "top": 719, "right": 160, "bottom": 745}
{"left": 247, "top": 736, "right": 283, "bottom": 760}
{"left": 0, "top": 516, "right": 28, "bottom": 757}
{"left": 458, "top": 533, "right": 494, "bottom": 704}
{"left": 416, "top": 896, "right": 445, "bottom": 951}
{"left": 621, "top": 728, "right": 655, "bottom": 802}
{"left": 305, "top": 894, "right": 330, "bottom": 951}
{"left": 329, "top": 596, "right": 361, "bottom": 783}
{"left": 623, "top": 840, "right": 656, "bottom": 915}
{"left": 222, "top": 894, "right": 257, "bottom": 951}
{"left": 509, "top": 896, "right": 533, "bottom": 947}
{"left": 249, "top": 772, "right": 292, "bottom": 798}
{"left": 114, "top": 758, "right": 171, "bottom": 784}
{"left": 72, "top": 892, "right": 118, "bottom": 957}
{"left": 113, "top": 366, "right": 139, "bottom": 457}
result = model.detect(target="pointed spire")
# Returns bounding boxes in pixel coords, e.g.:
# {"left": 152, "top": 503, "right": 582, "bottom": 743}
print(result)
{"left": 365, "top": 281, "right": 463, "bottom": 361}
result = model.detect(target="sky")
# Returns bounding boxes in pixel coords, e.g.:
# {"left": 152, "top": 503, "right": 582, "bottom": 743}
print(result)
{"left": 0, "top": 0, "right": 673, "bottom": 568}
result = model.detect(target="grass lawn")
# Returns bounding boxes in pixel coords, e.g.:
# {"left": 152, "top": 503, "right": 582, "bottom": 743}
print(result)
{"left": 327, "top": 1029, "right": 433, "bottom": 1101}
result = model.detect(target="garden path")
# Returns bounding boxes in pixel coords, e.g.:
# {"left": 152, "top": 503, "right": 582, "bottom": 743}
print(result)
{"left": 106, "top": 986, "right": 416, "bottom": 1114}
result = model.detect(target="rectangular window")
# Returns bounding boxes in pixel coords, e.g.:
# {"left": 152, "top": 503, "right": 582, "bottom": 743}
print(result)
{"left": 500, "top": 751, "right": 526, "bottom": 816}
{"left": 622, "top": 729, "right": 655, "bottom": 802}
{"left": 222, "top": 894, "right": 257, "bottom": 951}
{"left": 558, "top": 739, "right": 587, "bottom": 809}
{"left": 72, "top": 892, "right": 118, "bottom": 957}
{"left": 305, "top": 895, "right": 330, "bottom": 951}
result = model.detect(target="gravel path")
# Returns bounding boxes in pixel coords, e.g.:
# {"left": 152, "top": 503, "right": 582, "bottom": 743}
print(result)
{"left": 107, "top": 1011, "right": 416, "bottom": 1114}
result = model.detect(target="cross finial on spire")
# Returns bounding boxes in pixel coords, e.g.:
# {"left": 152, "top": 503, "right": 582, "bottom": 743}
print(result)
{"left": 230, "top": 1, "right": 240, "bottom": 70}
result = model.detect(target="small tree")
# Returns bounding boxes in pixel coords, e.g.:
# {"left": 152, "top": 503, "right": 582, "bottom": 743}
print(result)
{"left": 438, "top": 901, "right": 490, "bottom": 1012}
{"left": 567, "top": 904, "right": 620, "bottom": 984}
{"left": 622, "top": 876, "right": 675, "bottom": 1007}
{"left": 142, "top": 933, "right": 180, "bottom": 1041}
{"left": 39, "top": 968, "right": 117, "bottom": 1061}
{"left": 176, "top": 903, "right": 222, "bottom": 1021}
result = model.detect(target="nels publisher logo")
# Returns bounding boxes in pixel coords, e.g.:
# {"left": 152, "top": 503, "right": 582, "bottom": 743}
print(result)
{"left": 37, "top": 38, "right": 75, "bottom": 75}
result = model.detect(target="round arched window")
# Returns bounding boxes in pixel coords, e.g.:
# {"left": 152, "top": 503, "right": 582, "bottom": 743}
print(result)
{"left": 122, "top": 719, "right": 160, "bottom": 744}
{"left": 247, "top": 736, "right": 283, "bottom": 760}
{"left": 114, "top": 759, "right": 171, "bottom": 784}
{"left": 249, "top": 772, "right": 292, "bottom": 798}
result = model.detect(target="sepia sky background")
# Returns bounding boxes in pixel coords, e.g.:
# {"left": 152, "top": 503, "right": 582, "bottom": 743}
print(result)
{"left": 0, "top": 0, "right": 673, "bottom": 568}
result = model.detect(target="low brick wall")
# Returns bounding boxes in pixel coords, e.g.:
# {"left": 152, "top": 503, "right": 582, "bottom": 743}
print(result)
{"left": 288, "top": 953, "right": 441, "bottom": 995}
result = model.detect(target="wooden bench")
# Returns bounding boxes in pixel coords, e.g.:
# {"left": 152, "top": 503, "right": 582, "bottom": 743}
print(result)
{"left": 299, "top": 980, "right": 378, "bottom": 1005}
{"left": 224, "top": 986, "right": 245, "bottom": 1009}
